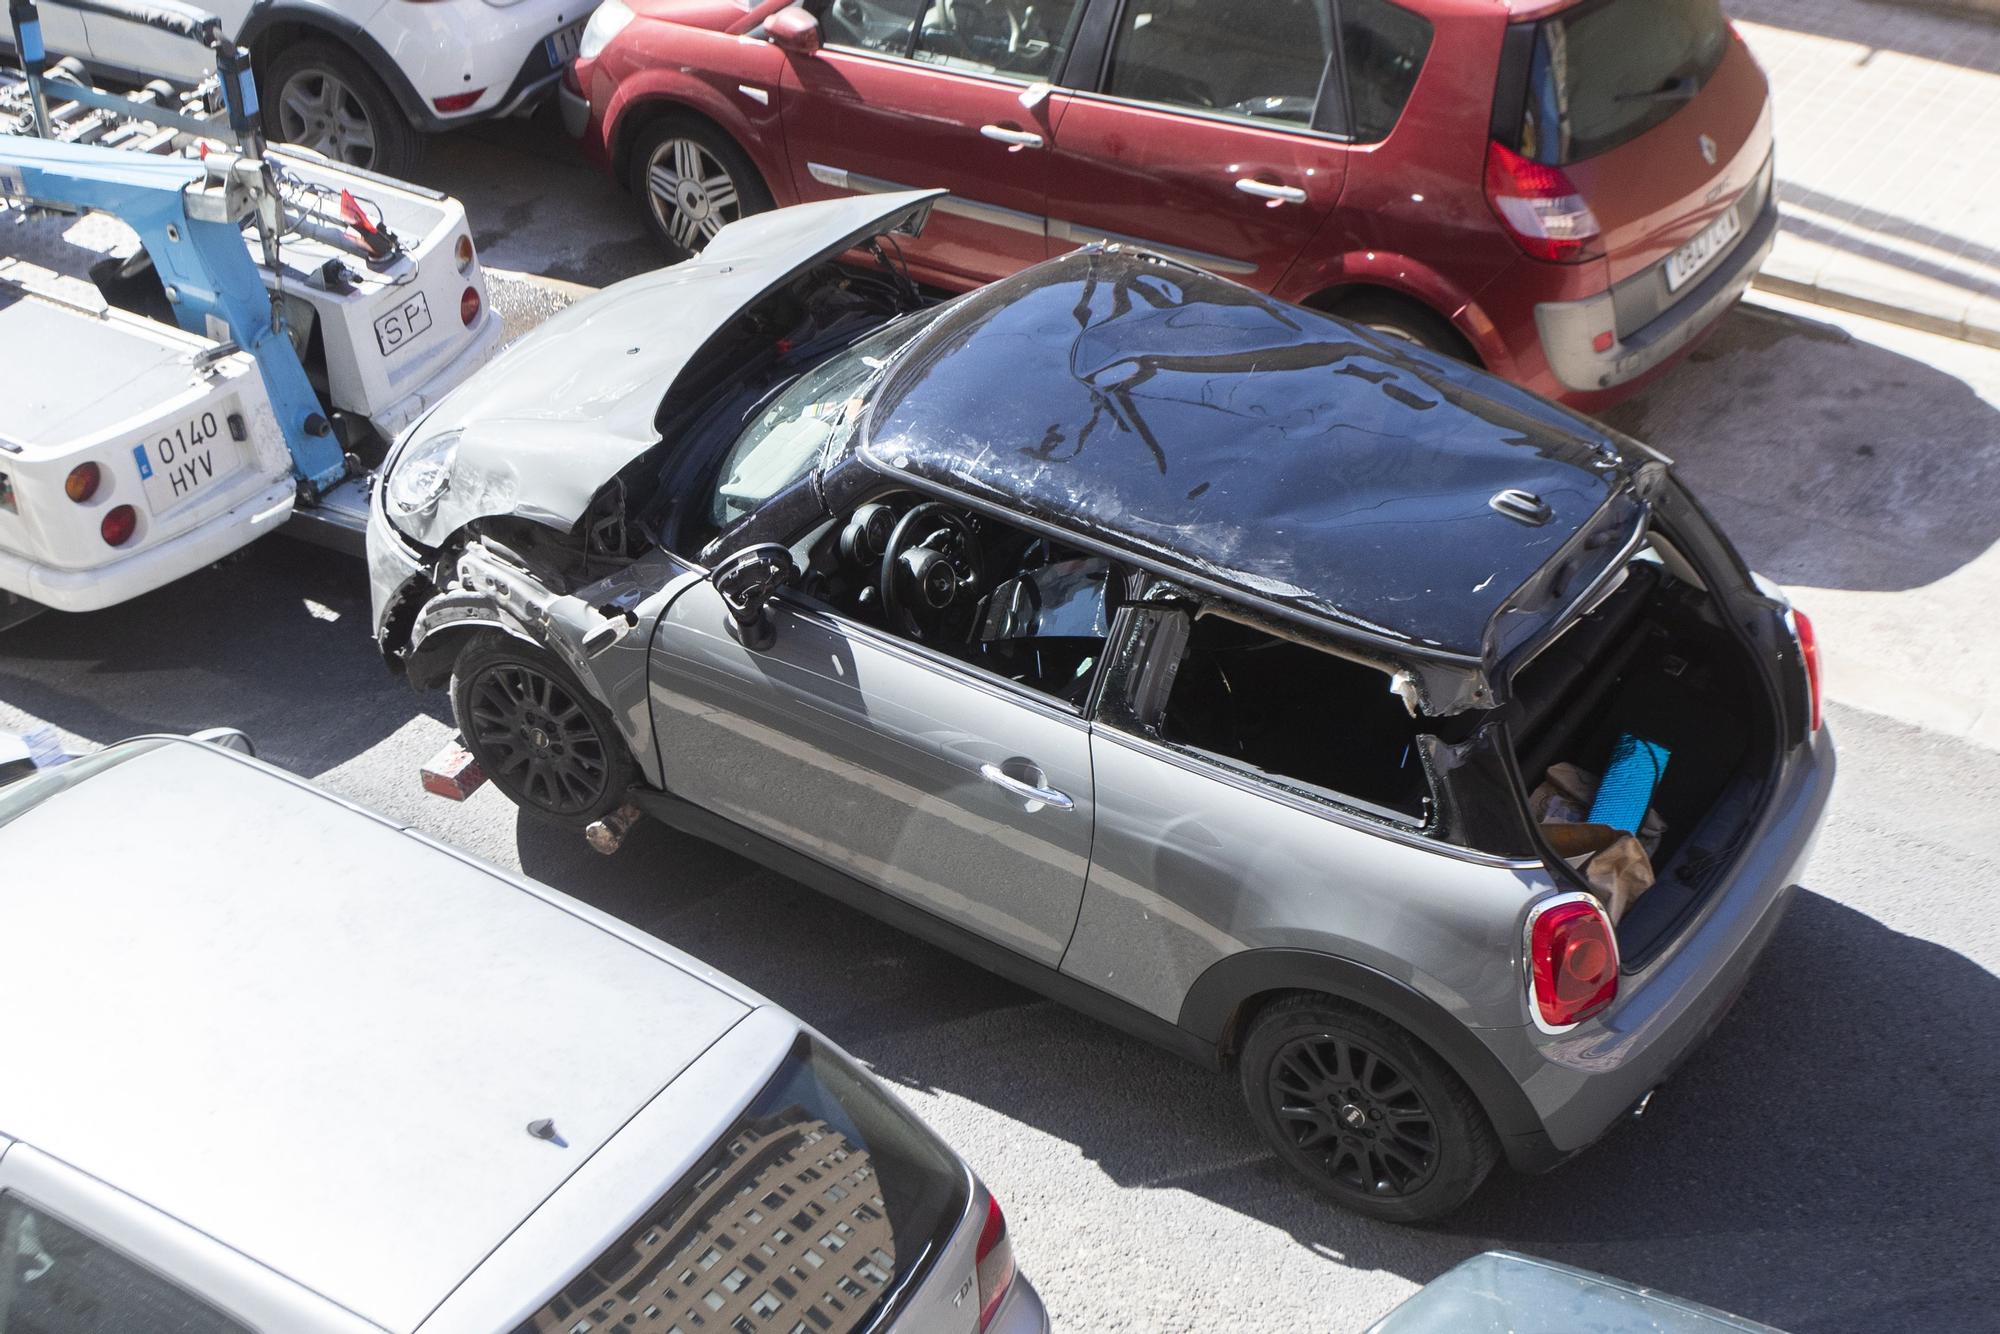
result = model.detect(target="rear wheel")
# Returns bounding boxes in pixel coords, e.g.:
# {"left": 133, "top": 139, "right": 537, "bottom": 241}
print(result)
{"left": 629, "top": 117, "right": 772, "bottom": 261}
{"left": 1322, "top": 292, "right": 1478, "bottom": 364}
{"left": 263, "top": 40, "right": 421, "bottom": 177}
{"left": 1239, "top": 994, "right": 1498, "bottom": 1222}
{"left": 450, "top": 634, "right": 636, "bottom": 827}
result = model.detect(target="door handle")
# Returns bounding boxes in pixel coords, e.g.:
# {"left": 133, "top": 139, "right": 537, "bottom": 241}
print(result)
{"left": 980, "top": 762, "right": 1074, "bottom": 812}
{"left": 980, "top": 124, "right": 1045, "bottom": 149}
{"left": 1235, "top": 178, "right": 1307, "bottom": 204}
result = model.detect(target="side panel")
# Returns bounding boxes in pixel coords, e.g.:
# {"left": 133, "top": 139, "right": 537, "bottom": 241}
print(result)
{"left": 650, "top": 582, "right": 1094, "bottom": 966}
{"left": 1066, "top": 727, "right": 1549, "bottom": 1029}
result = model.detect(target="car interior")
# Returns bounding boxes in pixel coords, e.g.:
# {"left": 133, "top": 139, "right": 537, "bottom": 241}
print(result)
{"left": 1155, "top": 610, "right": 1434, "bottom": 822}
{"left": 793, "top": 490, "right": 1123, "bottom": 708}
{"left": 1106, "top": 0, "right": 1334, "bottom": 124}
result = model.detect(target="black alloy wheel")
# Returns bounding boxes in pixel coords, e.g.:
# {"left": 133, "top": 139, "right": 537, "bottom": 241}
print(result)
{"left": 450, "top": 636, "right": 636, "bottom": 826}
{"left": 1268, "top": 1033, "right": 1439, "bottom": 1198}
{"left": 1240, "top": 994, "right": 1497, "bottom": 1222}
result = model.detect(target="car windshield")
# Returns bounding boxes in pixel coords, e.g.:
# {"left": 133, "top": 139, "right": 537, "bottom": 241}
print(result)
{"left": 707, "top": 309, "right": 943, "bottom": 531}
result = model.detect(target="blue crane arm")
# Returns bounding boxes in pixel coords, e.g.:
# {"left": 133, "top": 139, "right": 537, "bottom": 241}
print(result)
{"left": 0, "top": 136, "right": 347, "bottom": 493}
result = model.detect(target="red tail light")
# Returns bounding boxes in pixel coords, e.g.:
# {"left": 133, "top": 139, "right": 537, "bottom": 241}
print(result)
{"left": 1484, "top": 140, "right": 1602, "bottom": 263}
{"left": 431, "top": 89, "right": 485, "bottom": 112}
{"left": 101, "top": 504, "right": 137, "bottom": 547}
{"left": 974, "top": 1192, "right": 1016, "bottom": 1330}
{"left": 1528, "top": 895, "right": 1618, "bottom": 1029}
{"left": 1792, "top": 608, "right": 1822, "bottom": 732}
{"left": 460, "top": 285, "right": 482, "bottom": 327}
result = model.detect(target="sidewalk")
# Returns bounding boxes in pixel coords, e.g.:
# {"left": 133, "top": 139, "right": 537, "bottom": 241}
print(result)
{"left": 1734, "top": 0, "right": 2000, "bottom": 345}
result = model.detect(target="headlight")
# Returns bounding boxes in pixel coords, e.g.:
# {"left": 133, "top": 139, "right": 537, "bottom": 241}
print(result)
{"left": 578, "top": 0, "right": 635, "bottom": 61}
{"left": 385, "top": 430, "right": 461, "bottom": 515}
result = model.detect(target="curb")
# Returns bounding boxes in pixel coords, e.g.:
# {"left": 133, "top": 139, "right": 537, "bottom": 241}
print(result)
{"left": 1750, "top": 270, "right": 2000, "bottom": 351}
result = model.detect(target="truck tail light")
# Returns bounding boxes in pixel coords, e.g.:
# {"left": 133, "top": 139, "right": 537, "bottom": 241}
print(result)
{"left": 101, "top": 504, "right": 137, "bottom": 547}
{"left": 460, "top": 285, "right": 482, "bottom": 326}
{"left": 1485, "top": 140, "right": 1602, "bottom": 263}
{"left": 1791, "top": 608, "right": 1822, "bottom": 732}
{"left": 1528, "top": 895, "right": 1618, "bottom": 1029}
{"left": 454, "top": 233, "right": 475, "bottom": 273}
{"left": 974, "top": 1191, "right": 1016, "bottom": 1330}
{"left": 66, "top": 462, "right": 101, "bottom": 503}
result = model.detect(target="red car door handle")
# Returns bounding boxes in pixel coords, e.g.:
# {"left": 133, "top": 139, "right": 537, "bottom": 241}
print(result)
{"left": 980, "top": 124, "right": 1045, "bottom": 149}
{"left": 1235, "top": 178, "right": 1308, "bottom": 204}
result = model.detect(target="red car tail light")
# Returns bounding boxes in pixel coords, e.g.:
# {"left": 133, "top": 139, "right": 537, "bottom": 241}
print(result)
{"left": 1484, "top": 140, "right": 1603, "bottom": 263}
{"left": 1792, "top": 608, "right": 1822, "bottom": 732}
{"left": 974, "top": 1192, "right": 1016, "bottom": 1329}
{"left": 460, "top": 285, "right": 482, "bottom": 327}
{"left": 65, "top": 462, "right": 101, "bottom": 503}
{"left": 1528, "top": 895, "right": 1618, "bottom": 1029}
{"left": 101, "top": 504, "right": 137, "bottom": 547}
{"left": 432, "top": 89, "right": 485, "bottom": 113}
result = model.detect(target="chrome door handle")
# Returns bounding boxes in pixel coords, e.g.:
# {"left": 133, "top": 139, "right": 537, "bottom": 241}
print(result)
{"left": 980, "top": 762, "right": 1074, "bottom": 812}
{"left": 1235, "top": 178, "right": 1307, "bottom": 204}
{"left": 980, "top": 124, "right": 1045, "bottom": 148}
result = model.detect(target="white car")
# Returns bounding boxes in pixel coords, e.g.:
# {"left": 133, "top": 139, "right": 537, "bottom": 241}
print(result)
{"left": 26, "top": 0, "right": 598, "bottom": 174}
{"left": 0, "top": 732, "right": 1049, "bottom": 1334}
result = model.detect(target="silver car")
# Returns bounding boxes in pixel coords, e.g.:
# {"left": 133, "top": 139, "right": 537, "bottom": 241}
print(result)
{"left": 0, "top": 733, "right": 1046, "bottom": 1332}
{"left": 367, "top": 192, "right": 1835, "bottom": 1221}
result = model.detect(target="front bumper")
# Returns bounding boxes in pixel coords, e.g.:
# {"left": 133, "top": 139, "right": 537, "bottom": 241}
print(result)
{"left": 1534, "top": 193, "right": 1779, "bottom": 396}
{"left": 1492, "top": 723, "right": 1836, "bottom": 1167}
{"left": 365, "top": 462, "right": 432, "bottom": 650}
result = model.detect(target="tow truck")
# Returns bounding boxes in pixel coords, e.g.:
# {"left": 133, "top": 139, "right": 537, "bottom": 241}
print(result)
{"left": 0, "top": 0, "right": 501, "bottom": 628}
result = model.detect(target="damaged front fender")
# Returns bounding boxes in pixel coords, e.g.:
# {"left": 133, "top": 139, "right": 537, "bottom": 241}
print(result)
{"left": 405, "top": 541, "right": 703, "bottom": 788}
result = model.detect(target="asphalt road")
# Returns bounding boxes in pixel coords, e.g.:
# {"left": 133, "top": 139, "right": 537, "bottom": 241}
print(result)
{"left": 4, "top": 105, "right": 1998, "bottom": 1332}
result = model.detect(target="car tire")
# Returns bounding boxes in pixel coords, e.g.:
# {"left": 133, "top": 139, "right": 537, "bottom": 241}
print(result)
{"left": 1238, "top": 993, "right": 1498, "bottom": 1223}
{"left": 263, "top": 40, "right": 421, "bottom": 178}
{"left": 449, "top": 633, "right": 638, "bottom": 828}
{"left": 1325, "top": 293, "right": 1478, "bottom": 365}
{"left": 629, "top": 116, "right": 773, "bottom": 261}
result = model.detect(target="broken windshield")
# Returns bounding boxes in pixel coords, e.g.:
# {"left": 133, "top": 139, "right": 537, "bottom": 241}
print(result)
{"left": 706, "top": 308, "right": 944, "bottom": 531}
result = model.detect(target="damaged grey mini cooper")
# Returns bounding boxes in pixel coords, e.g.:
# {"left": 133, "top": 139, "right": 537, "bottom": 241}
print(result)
{"left": 368, "top": 192, "right": 1835, "bottom": 1222}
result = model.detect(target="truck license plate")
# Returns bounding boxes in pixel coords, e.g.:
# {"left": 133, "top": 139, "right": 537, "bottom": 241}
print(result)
{"left": 374, "top": 291, "right": 433, "bottom": 356}
{"left": 546, "top": 19, "right": 586, "bottom": 65}
{"left": 132, "top": 410, "right": 238, "bottom": 515}
{"left": 1664, "top": 206, "right": 1743, "bottom": 293}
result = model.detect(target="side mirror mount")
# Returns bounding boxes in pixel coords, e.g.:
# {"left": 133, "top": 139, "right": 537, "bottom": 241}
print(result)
{"left": 713, "top": 544, "right": 799, "bottom": 650}
{"left": 765, "top": 6, "right": 821, "bottom": 55}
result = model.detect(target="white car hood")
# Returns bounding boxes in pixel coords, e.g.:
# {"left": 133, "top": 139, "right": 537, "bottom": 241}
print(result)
{"left": 389, "top": 190, "right": 943, "bottom": 548}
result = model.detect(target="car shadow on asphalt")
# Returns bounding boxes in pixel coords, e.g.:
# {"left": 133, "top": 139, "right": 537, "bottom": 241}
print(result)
{"left": 1598, "top": 301, "right": 2000, "bottom": 594}
{"left": 519, "top": 809, "right": 1996, "bottom": 1334}
{"left": 0, "top": 536, "right": 447, "bottom": 773}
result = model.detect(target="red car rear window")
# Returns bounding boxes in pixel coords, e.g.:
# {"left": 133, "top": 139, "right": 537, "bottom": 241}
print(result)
{"left": 1511, "top": 0, "right": 1730, "bottom": 164}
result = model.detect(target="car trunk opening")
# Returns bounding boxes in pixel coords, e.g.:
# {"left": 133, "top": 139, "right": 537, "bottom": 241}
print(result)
{"left": 1502, "top": 531, "right": 1782, "bottom": 964}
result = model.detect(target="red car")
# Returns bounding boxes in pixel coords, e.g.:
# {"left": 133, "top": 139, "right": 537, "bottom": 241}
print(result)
{"left": 561, "top": 0, "right": 1774, "bottom": 410}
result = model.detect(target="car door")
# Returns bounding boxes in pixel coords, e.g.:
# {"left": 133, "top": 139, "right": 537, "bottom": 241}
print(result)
{"left": 649, "top": 576, "right": 1095, "bottom": 967}
{"left": 78, "top": 0, "right": 259, "bottom": 82}
{"left": 1044, "top": 0, "right": 1348, "bottom": 291}
{"left": 776, "top": 0, "right": 1089, "bottom": 285}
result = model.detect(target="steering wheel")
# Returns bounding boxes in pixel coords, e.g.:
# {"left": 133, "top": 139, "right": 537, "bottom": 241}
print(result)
{"left": 879, "top": 502, "right": 986, "bottom": 641}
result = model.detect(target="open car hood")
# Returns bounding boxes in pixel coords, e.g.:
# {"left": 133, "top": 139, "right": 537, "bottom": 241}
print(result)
{"left": 387, "top": 190, "right": 943, "bottom": 548}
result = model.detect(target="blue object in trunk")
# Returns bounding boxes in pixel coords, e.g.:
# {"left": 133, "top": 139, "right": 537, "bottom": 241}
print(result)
{"left": 1587, "top": 734, "right": 1671, "bottom": 833}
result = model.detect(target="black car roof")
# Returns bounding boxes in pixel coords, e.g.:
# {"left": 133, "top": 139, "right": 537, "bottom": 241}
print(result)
{"left": 857, "top": 247, "right": 1644, "bottom": 694}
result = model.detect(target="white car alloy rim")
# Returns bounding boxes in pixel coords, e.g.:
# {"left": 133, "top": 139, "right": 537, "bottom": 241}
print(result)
{"left": 277, "top": 70, "right": 376, "bottom": 168}
{"left": 646, "top": 138, "right": 740, "bottom": 252}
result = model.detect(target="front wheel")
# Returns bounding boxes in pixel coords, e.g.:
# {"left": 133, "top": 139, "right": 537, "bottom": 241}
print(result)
{"left": 449, "top": 634, "right": 637, "bottom": 827}
{"left": 1239, "top": 994, "right": 1498, "bottom": 1222}
{"left": 629, "top": 118, "right": 772, "bottom": 261}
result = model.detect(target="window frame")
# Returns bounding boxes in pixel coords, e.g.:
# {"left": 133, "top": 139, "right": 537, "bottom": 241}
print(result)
{"left": 1098, "top": 600, "right": 1441, "bottom": 833}
{"left": 1069, "top": 0, "right": 1360, "bottom": 142}
{"left": 804, "top": 0, "right": 1094, "bottom": 90}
